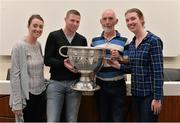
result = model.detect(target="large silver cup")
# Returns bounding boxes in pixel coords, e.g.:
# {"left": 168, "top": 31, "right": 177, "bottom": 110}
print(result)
{"left": 59, "top": 46, "right": 105, "bottom": 91}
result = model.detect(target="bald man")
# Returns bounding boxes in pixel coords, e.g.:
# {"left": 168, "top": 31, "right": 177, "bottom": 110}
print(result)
{"left": 91, "top": 9, "right": 129, "bottom": 122}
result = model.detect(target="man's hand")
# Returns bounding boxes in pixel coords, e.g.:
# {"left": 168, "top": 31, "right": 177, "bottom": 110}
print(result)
{"left": 110, "top": 49, "right": 120, "bottom": 59}
{"left": 64, "top": 58, "right": 77, "bottom": 73}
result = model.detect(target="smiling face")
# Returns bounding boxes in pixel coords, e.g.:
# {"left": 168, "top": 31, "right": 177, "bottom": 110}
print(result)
{"left": 65, "top": 13, "right": 80, "bottom": 33}
{"left": 100, "top": 9, "right": 118, "bottom": 33}
{"left": 28, "top": 18, "right": 44, "bottom": 39}
{"left": 125, "top": 12, "right": 144, "bottom": 33}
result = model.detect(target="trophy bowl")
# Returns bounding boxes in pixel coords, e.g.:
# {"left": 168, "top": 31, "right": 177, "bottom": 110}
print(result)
{"left": 59, "top": 46, "right": 105, "bottom": 91}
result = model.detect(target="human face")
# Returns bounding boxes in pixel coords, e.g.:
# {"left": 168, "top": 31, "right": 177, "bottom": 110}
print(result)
{"left": 125, "top": 12, "right": 144, "bottom": 33}
{"left": 65, "top": 14, "right": 80, "bottom": 33}
{"left": 28, "top": 18, "right": 44, "bottom": 39}
{"left": 100, "top": 10, "right": 118, "bottom": 33}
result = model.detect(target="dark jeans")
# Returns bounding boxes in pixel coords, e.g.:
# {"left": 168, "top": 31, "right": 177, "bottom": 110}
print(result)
{"left": 132, "top": 95, "right": 159, "bottom": 122}
{"left": 23, "top": 91, "right": 46, "bottom": 122}
{"left": 95, "top": 78, "right": 127, "bottom": 122}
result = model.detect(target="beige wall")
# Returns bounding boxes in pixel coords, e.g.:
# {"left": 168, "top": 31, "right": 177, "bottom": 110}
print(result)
{"left": 0, "top": 55, "right": 180, "bottom": 80}
{"left": 1, "top": 0, "right": 180, "bottom": 80}
{"left": 0, "top": 56, "right": 50, "bottom": 80}
{"left": 1, "top": 0, "right": 180, "bottom": 56}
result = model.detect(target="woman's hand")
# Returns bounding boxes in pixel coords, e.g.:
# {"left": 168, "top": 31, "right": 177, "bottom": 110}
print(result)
{"left": 64, "top": 58, "right": 77, "bottom": 73}
{"left": 14, "top": 109, "right": 23, "bottom": 117}
{"left": 151, "top": 99, "right": 162, "bottom": 115}
{"left": 108, "top": 59, "right": 121, "bottom": 69}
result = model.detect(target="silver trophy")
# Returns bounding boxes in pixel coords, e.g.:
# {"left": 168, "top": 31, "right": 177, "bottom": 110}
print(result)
{"left": 59, "top": 46, "right": 105, "bottom": 91}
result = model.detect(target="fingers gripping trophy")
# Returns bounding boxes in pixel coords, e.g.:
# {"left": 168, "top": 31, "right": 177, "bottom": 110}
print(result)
{"left": 59, "top": 46, "right": 106, "bottom": 91}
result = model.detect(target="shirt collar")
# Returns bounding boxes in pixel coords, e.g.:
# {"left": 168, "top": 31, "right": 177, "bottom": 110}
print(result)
{"left": 101, "top": 30, "right": 121, "bottom": 39}
{"left": 132, "top": 31, "right": 152, "bottom": 44}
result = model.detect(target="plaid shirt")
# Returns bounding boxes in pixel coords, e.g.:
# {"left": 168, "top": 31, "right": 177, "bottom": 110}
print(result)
{"left": 121, "top": 31, "right": 164, "bottom": 100}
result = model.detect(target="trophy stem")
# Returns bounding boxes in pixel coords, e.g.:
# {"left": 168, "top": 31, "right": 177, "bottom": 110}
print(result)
{"left": 71, "top": 72, "right": 100, "bottom": 91}
{"left": 80, "top": 73, "right": 91, "bottom": 82}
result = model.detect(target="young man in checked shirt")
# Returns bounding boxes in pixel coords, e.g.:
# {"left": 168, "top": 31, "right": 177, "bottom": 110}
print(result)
{"left": 109, "top": 8, "right": 164, "bottom": 122}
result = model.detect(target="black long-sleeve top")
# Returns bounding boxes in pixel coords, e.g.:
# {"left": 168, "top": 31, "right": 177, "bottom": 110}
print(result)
{"left": 44, "top": 29, "right": 87, "bottom": 81}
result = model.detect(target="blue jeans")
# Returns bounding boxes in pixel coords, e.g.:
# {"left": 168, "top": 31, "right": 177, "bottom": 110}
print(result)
{"left": 132, "top": 95, "right": 159, "bottom": 122}
{"left": 46, "top": 80, "right": 82, "bottom": 122}
{"left": 95, "top": 78, "right": 127, "bottom": 122}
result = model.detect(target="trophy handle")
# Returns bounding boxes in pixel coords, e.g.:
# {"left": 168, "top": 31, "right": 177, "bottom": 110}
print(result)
{"left": 59, "top": 46, "right": 68, "bottom": 57}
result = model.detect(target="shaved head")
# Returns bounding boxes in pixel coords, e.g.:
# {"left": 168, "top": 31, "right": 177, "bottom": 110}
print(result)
{"left": 101, "top": 9, "right": 117, "bottom": 19}
{"left": 100, "top": 9, "right": 118, "bottom": 33}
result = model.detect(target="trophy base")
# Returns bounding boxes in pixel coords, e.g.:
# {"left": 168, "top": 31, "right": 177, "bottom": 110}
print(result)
{"left": 71, "top": 81, "right": 100, "bottom": 91}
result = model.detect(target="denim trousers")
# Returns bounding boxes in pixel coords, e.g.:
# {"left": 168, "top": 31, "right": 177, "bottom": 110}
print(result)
{"left": 132, "top": 95, "right": 159, "bottom": 122}
{"left": 46, "top": 80, "right": 82, "bottom": 122}
{"left": 95, "top": 78, "right": 127, "bottom": 122}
